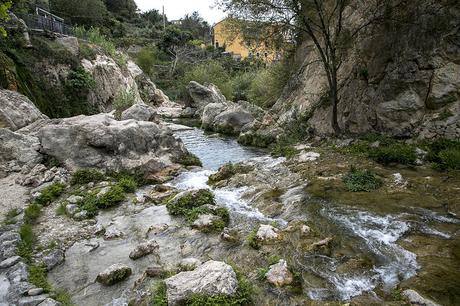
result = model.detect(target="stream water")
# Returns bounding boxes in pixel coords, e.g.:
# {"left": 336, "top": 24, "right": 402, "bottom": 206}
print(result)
{"left": 168, "top": 124, "right": 456, "bottom": 302}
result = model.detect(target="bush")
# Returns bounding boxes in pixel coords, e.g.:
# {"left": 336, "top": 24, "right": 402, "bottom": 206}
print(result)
{"left": 228, "top": 71, "right": 257, "bottom": 101}
{"left": 74, "top": 27, "right": 116, "bottom": 57}
{"left": 426, "top": 139, "right": 460, "bottom": 170}
{"left": 71, "top": 169, "right": 105, "bottom": 185}
{"left": 3, "top": 208, "right": 20, "bottom": 225}
{"left": 29, "top": 264, "right": 51, "bottom": 292}
{"left": 34, "top": 183, "right": 66, "bottom": 206}
{"left": 271, "top": 143, "right": 298, "bottom": 158}
{"left": 24, "top": 203, "right": 42, "bottom": 223}
{"left": 166, "top": 189, "right": 215, "bottom": 216}
{"left": 76, "top": 193, "right": 99, "bottom": 217}
{"left": 343, "top": 167, "right": 383, "bottom": 192}
{"left": 113, "top": 88, "right": 136, "bottom": 119}
{"left": 97, "top": 185, "right": 126, "bottom": 209}
{"left": 174, "top": 153, "right": 202, "bottom": 167}
{"left": 117, "top": 177, "right": 138, "bottom": 193}
{"left": 136, "top": 47, "right": 156, "bottom": 76}
{"left": 17, "top": 224, "right": 35, "bottom": 262}
{"left": 369, "top": 143, "right": 417, "bottom": 165}
{"left": 436, "top": 148, "right": 460, "bottom": 170}
{"left": 247, "top": 228, "right": 260, "bottom": 250}
{"left": 151, "top": 281, "right": 168, "bottom": 306}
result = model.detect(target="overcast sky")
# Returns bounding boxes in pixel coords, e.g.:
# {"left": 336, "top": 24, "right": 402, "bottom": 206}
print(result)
{"left": 134, "top": 0, "right": 226, "bottom": 24}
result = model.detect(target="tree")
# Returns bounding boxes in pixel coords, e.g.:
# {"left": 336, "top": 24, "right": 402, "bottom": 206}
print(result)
{"left": 217, "top": 0, "right": 395, "bottom": 134}
{"left": 0, "top": 1, "right": 12, "bottom": 37}
{"left": 104, "top": 0, "right": 137, "bottom": 20}
{"left": 179, "top": 11, "right": 211, "bottom": 42}
{"left": 51, "top": 0, "right": 108, "bottom": 26}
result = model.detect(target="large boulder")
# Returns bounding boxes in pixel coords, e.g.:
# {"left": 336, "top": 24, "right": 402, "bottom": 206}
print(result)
{"left": 0, "top": 90, "right": 48, "bottom": 131}
{"left": 165, "top": 260, "right": 238, "bottom": 305}
{"left": 120, "top": 103, "right": 156, "bottom": 121}
{"left": 212, "top": 106, "right": 255, "bottom": 134}
{"left": 0, "top": 128, "right": 42, "bottom": 168}
{"left": 36, "top": 113, "right": 188, "bottom": 174}
{"left": 127, "top": 61, "right": 171, "bottom": 105}
{"left": 187, "top": 81, "right": 227, "bottom": 111}
{"left": 201, "top": 103, "right": 228, "bottom": 129}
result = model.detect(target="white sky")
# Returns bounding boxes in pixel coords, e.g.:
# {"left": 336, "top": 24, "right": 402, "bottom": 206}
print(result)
{"left": 134, "top": 0, "right": 226, "bottom": 24}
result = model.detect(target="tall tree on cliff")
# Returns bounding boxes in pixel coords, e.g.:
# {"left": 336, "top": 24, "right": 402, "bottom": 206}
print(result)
{"left": 217, "top": 0, "right": 395, "bottom": 134}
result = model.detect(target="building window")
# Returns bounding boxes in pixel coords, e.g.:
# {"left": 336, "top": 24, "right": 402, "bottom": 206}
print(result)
{"left": 264, "top": 52, "right": 268, "bottom": 58}
{"left": 215, "top": 41, "right": 219, "bottom": 48}
{"left": 256, "top": 52, "right": 260, "bottom": 58}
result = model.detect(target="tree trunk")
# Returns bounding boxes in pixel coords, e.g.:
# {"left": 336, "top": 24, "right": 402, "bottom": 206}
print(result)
{"left": 330, "top": 70, "right": 341, "bottom": 135}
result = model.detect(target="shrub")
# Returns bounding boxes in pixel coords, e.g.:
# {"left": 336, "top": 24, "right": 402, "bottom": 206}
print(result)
{"left": 77, "top": 193, "right": 99, "bottom": 217}
{"left": 369, "top": 143, "right": 416, "bottom": 165}
{"left": 136, "top": 47, "right": 156, "bottom": 76}
{"left": 187, "top": 206, "right": 230, "bottom": 232}
{"left": 343, "top": 167, "right": 383, "bottom": 192}
{"left": 228, "top": 71, "right": 257, "bottom": 101}
{"left": 74, "top": 27, "right": 116, "bottom": 57}
{"left": 55, "top": 202, "right": 67, "bottom": 216}
{"left": 426, "top": 139, "right": 460, "bottom": 170}
{"left": 17, "top": 224, "right": 35, "bottom": 261}
{"left": 436, "top": 148, "right": 460, "bottom": 170}
{"left": 247, "top": 228, "right": 260, "bottom": 250}
{"left": 3, "top": 208, "right": 20, "bottom": 225}
{"left": 71, "top": 169, "right": 105, "bottom": 185}
{"left": 29, "top": 264, "right": 51, "bottom": 292}
{"left": 174, "top": 153, "right": 202, "bottom": 167}
{"left": 24, "top": 203, "right": 42, "bottom": 223}
{"left": 34, "top": 183, "right": 66, "bottom": 206}
{"left": 271, "top": 143, "right": 297, "bottom": 159}
{"left": 97, "top": 185, "right": 126, "bottom": 209}
{"left": 237, "top": 132, "right": 275, "bottom": 148}
{"left": 113, "top": 88, "right": 136, "bottom": 120}
{"left": 166, "top": 189, "right": 215, "bottom": 216}
{"left": 117, "top": 176, "right": 138, "bottom": 193}
{"left": 151, "top": 281, "right": 168, "bottom": 306}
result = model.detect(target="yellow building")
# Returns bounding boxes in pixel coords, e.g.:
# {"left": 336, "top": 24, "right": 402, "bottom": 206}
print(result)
{"left": 212, "top": 18, "right": 282, "bottom": 62}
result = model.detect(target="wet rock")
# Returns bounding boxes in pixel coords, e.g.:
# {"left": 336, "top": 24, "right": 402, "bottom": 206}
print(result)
{"left": 403, "top": 289, "right": 441, "bottom": 306}
{"left": 96, "top": 264, "right": 132, "bottom": 286}
{"left": 191, "top": 214, "right": 220, "bottom": 231}
{"left": 256, "top": 224, "right": 279, "bottom": 241}
{"left": 266, "top": 260, "right": 293, "bottom": 287}
{"left": 66, "top": 195, "right": 82, "bottom": 204}
{"left": 179, "top": 258, "right": 202, "bottom": 271}
{"left": 165, "top": 260, "right": 238, "bottom": 305}
{"left": 42, "top": 249, "right": 65, "bottom": 271}
{"left": 17, "top": 294, "right": 48, "bottom": 306}
{"left": 297, "top": 151, "right": 320, "bottom": 162}
{"left": 129, "top": 240, "right": 159, "bottom": 260}
{"left": 0, "top": 255, "right": 21, "bottom": 269}
{"left": 37, "top": 298, "right": 62, "bottom": 306}
{"left": 104, "top": 227, "right": 123, "bottom": 240}
{"left": 145, "top": 265, "right": 165, "bottom": 278}
{"left": 0, "top": 89, "right": 48, "bottom": 131}
{"left": 28, "top": 288, "right": 44, "bottom": 296}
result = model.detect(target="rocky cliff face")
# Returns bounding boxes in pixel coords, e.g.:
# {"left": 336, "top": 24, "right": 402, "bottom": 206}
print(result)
{"left": 257, "top": 0, "right": 460, "bottom": 140}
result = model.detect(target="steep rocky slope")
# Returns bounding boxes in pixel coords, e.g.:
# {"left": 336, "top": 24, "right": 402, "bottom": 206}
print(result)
{"left": 252, "top": 0, "right": 460, "bottom": 140}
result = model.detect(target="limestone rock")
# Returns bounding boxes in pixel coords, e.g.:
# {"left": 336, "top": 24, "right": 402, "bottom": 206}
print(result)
{"left": 165, "top": 261, "right": 238, "bottom": 305}
{"left": 65, "top": 204, "right": 78, "bottom": 216}
{"left": 129, "top": 240, "right": 159, "bottom": 260}
{"left": 28, "top": 288, "right": 44, "bottom": 296}
{"left": 0, "top": 90, "right": 48, "bottom": 131}
{"left": 104, "top": 226, "right": 123, "bottom": 240}
{"left": 36, "top": 113, "right": 188, "bottom": 174}
{"left": 42, "top": 249, "right": 65, "bottom": 271}
{"left": 120, "top": 103, "right": 156, "bottom": 122}
{"left": 403, "top": 289, "right": 441, "bottom": 306}
{"left": 266, "top": 260, "right": 293, "bottom": 287}
{"left": 298, "top": 151, "right": 320, "bottom": 162}
{"left": 37, "top": 298, "right": 62, "bottom": 306}
{"left": 18, "top": 294, "right": 48, "bottom": 306}
{"left": 212, "top": 106, "right": 255, "bottom": 134}
{"left": 256, "top": 224, "right": 279, "bottom": 241}
{"left": 0, "top": 129, "right": 42, "bottom": 168}
{"left": 0, "top": 256, "right": 21, "bottom": 269}
{"left": 191, "top": 214, "right": 220, "bottom": 231}
{"left": 96, "top": 264, "right": 132, "bottom": 286}
{"left": 187, "top": 81, "right": 227, "bottom": 111}
{"left": 66, "top": 195, "right": 83, "bottom": 204}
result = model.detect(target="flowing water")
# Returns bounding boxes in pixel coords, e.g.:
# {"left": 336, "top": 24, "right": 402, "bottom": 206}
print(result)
{"left": 168, "top": 124, "right": 457, "bottom": 302}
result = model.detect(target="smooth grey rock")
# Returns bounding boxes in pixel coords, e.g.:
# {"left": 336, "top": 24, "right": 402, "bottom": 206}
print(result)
{"left": 129, "top": 240, "right": 159, "bottom": 260}
{"left": 96, "top": 264, "right": 132, "bottom": 286}
{"left": 0, "top": 90, "right": 48, "bottom": 131}
{"left": 0, "top": 256, "right": 21, "bottom": 269}
{"left": 27, "top": 288, "right": 44, "bottom": 296}
{"left": 191, "top": 214, "right": 220, "bottom": 231}
{"left": 165, "top": 260, "right": 238, "bottom": 306}
{"left": 18, "top": 294, "right": 48, "bottom": 306}
{"left": 37, "top": 298, "right": 62, "bottom": 306}
{"left": 66, "top": 195, "right": 83, "bottom": 204}
{"left": 104, "top": 227, "right": 123, "bottom": 240}
{"left": 0, "top": 129, "right": 42, "bottom": 168}
{"left": 403, "top": 289, "right": 441, "bottom": 306}
{"left": 187, "top": 81, "right": 227, "bottom": 112}
{"left": 266, "top": 260, "right": 293, "bottom": 287}
{"left": 256, "top": 224, "right": 279, "bottom": 241}
{"left": 121, "top": 103, "right": 156, "bottom": 121}
{"left": 42, "top": 249, "right": 65, "bottom": 271}
{"left": 65, "top": 204, "right": 78, "bottom": 216}
{"left": 145, "top": 265, "right": 165, "bottom": 278}
{"left": 0, "top": 232, "right": 20, "bottom": 244}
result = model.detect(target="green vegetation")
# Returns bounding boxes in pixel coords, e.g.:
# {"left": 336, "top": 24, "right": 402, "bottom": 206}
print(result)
{"left": 426, "top": 139, "right": 460, "bottom": 170}
{"left": 3, "top": 208, "right": 20, "bottom": 225}
{"left": 187, "top": 269, "right": 253, "bottom": 305}
{"left": 342, "top": 167, "right": 383, "bottom": 192}
{"left": 76, "top": 193, "right": 99, "bottom": 218}
{"left": 97, "top": 185, "right": 126, "bottom": 209}
{"left": 51, "top": 288, "right": 76, "bottom": 306}
{"left": 166, "top": 189, "right": 215, "bottom": 216}
{"left": 271, "top": 144, "right": 297, "bottom": 158}
{"left": 29, "top": 264, "right": 52, "bottom": 292}
{"left": 24, "top": 203, "right": 42, "bottom": 223}
{"left": 0, "top": 1, "right": 12, "bottom": 37}
{"left": 113, "top": 88, "right": 136, "bottom": 120}
{"left": 247, "top": 228, "right": 260, "bottom": 250}
{"left": 71, "top": 169, "right": 105, "bottom": 185}
{"left": 34, "top": 183, "right": 66, "bottom": 206}
{"left": 151, "top": 281, "right": 168, "bottom": 306}
{"left": 368, "top": 143, "right": 417, "bottom": 165}
{"left": 238, "top": 132, "right": 275, "bottom": 148}
{"left": 17, "top": 224, "right": 35, "bottom": 262}
{"left": 56, "top": 202, "right": 67, "bottom": 216}
{"left": 117, "top": 176, "right": 138, "bottom": 193}
{"left": 74, "top": 26, "right": 116, "bottom": 56}
{"left": 207, "top": 163, "right": 253, "bottom": 185}
{"left": 174, "top": 153, "right": 203, "bottom": 167}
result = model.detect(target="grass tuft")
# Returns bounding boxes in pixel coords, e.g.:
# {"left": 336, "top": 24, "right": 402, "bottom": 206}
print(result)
{"left": 343, "top": 167, "right": 383, "bottom": 192}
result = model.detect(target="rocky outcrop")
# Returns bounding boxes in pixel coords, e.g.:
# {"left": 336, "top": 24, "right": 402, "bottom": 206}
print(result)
{"left": 188, "top": 81, "right": 263, "bottom": 135}
{"left": 253, "top": 1, "right": 460, "bottom": 140}
{"left": 96, "top": 264, "right": 132, "bottom": 286}
{"left": 120, "top": 103, "right": 157, "bottom": 122}
{"left": 0, "top": 128, "right": 42, "bottom": 168}
{"left": 36, "top": 113, "right": 188, "bottom": 174}
{"left": 0, "top": 90, "right": 48, "bottom": 131}
{"left": 129, "top": 240, "right": 159, "bottom": 260}
{"left": 165, "top": 260, "right": 238, "bottom": 305}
